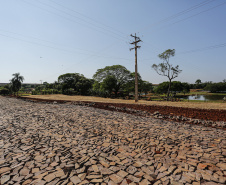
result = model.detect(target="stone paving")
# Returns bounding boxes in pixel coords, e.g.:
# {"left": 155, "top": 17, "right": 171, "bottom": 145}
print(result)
{"left": 0, "top": 97, "right": 225, "bottom": 185}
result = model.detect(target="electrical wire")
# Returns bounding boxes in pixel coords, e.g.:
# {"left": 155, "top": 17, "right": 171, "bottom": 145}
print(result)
{"left": 21, "top": 0, "right": 128, "bottom": 42}
{"left": 47, "top": 0, "right": 126, "bottom": 36}
{"left": 0, "top": 32, "right": 133, "bottom": 61}
{"left": 139, "top": 0, "right": 217, "bottom": 32}
{"left": 138, "top": 1, "right": 226, "bottom": 61}
{"left": 36, "top": 0, "right": 128, "bottom": 40}
{"left": 158, "top": 1, "right": 226, "bottom": 31}
{"left": 177, "top": 43, "right": 226, "bottom": 55}
{"left": 0, "top": 29, "right": 98, "bottom": 54}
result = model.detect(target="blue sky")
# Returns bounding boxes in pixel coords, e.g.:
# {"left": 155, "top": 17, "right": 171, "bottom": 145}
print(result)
{"left": 1, "top": 0, "right": 226, "bottom": 84}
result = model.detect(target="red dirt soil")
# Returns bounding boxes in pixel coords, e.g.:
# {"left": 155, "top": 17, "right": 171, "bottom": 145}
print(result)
{"left": 18, "top": 97, "right": 226, "bottom": 122}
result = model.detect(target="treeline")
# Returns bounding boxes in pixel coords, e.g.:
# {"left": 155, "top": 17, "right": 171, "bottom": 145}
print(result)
{"left": 0, "top": 73, "right": 25, "bottom": 96}
{"left": 31, "top": 65, "right": 153, "bottom": 98}
{"left": 154, "top": 81, "right": 226, "bottom": 95}
{"left": 1, "top": 66, "right": 226, "bottom": 97}
{"left": 204, "top": 82, "right": 226, "bottom": 93}
{"left": 189, "top": 80, "right": 226, "bottom": 93}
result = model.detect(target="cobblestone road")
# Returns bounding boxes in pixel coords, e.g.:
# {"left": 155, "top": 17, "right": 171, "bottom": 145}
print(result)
{"left": 0, "top": 97, "right": 225, "bottom": 185}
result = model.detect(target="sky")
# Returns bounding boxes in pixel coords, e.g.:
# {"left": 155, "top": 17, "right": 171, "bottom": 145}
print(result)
{"left": 1, "top": 0, "right": 226, "bottom": 84}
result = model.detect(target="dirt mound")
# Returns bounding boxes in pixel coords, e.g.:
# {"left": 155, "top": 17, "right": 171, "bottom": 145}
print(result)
{"left": 18, "top": 96, "right": 226, "bottom": 123}
{"left": 91, "top": 102, "right": 226, "bottom": 122}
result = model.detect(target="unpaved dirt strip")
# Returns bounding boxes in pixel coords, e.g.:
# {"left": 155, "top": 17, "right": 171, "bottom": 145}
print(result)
{"left": 28, "top": 94, "right": 226, "bottom": 110}
{"left": 0, "top": 96, "right": 225, "bottom": 185}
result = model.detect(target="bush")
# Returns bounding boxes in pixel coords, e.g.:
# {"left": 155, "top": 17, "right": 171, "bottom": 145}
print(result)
{"left": 204, "top": 82, "right": 226, "bottom": 93}
{"left": 0, "top": 88, "right": 10, "bottom": 95}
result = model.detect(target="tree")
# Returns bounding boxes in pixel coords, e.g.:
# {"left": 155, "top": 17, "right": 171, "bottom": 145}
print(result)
{"left": 58, "top": 73, "right": 93, "bottom": 95}
{"left": 101, "top": 75, "right": 118, "bottom": 96}
{"left": 124, "top": 72, "right": 142, "bottom": 95}
{"left": 93, "top": 65, "right": 131, "bottom": 97}
{"left": 124, "top": 72, "right": 153, "bottom": 97}
{"left": 141, "top": 81, "right": 153, "bottom": 96}
{"left": 204, "top": 82, "right": 226, "bottom": 93}
{"left": 155, "top": 81, "right": 189, "bottom": 96}
{"left": 154, "top": 82, "right": 169, "bottom": 94}
{"left": 195, "top": 79, "right": 201, "bottom": 84}
{"left": 152, "top": 49, "right": 182, "bottom": 101}
{"left": 195, "top": 79, "right": 202, "bottom": 89}
{"left": 10, "top": 73, "right": 24, "bottom": 96}
{"left": 182, "top": 82, "right": 190, "bottom": 95}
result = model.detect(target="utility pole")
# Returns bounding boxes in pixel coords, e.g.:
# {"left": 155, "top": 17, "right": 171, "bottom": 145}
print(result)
{"left": 130, "top": 33, "right": 142, "bottom": 102}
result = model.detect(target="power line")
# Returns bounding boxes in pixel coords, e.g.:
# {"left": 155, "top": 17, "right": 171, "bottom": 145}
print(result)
{"left": 177, "top": 43, "right": 226, "bottom": 55}
{"left": 137, "top": 42, "right": 226, "bottom": 62}
{"left": 0, "top": 29, "right": 97, "bottom": 54}
{"left": 48, "top": 0, "right": 126, "bottom": 36}
{"left": 139, "top": 0, "right": 217, "bottom": 32}
{"left": 36, "top": 0, "right": 128, "bottom": 40}
{"left": 21, "top": 0, "right": 128, "bottom": 42}
{"left": 160, "top": 1, "right": 226, "bottom": 30}
{"left": 0, "top": 33, "right": 97, "bottom": 56}
{"left": 138, "top": 1, "right": 226, "bottom": 59}
{"left": 0, "top": 32, "right": 133, "bottom": 61}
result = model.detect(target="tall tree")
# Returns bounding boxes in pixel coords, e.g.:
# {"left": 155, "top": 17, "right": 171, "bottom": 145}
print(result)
{"left": 124, "top": 72, "right": 153, "bottom": 97}
{"left": 58, "top": 73, "right": 93, "bottom": 95}
{"left": 101, "top": 75, "right": 118, "bottom": 96}
{"left": 195, "top": 79, "right": 202, "bottom": 89}
{"left": 195, "top": 79, "right": 202, "bottom": 84}
{"left": 93, "top": 65, "right": 131, "bottom": 97}
{"left": 124, "top": 72, "right": 142, "bottom": 95}
{"left": 10, "top": 73, "right": 24, "bottom": 96}
{"left": 141, "top": 81, "right": 153, "bottom": 96}
{"left": 152, "top": 49, "right": 182, "bottom": 100}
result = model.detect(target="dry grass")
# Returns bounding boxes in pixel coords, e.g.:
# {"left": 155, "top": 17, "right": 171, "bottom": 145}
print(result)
{"left": 27, "top": 94, "right": 226, "bottom": 110}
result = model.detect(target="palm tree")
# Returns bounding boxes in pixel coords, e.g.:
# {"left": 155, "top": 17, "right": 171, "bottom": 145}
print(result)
{"left": 10, "top": 73, "right": 24, "bottom": 96}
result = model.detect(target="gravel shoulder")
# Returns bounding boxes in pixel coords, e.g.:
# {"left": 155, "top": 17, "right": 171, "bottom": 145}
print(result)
{"left": 0, "top": 96, "right": 225, "bottom": 185}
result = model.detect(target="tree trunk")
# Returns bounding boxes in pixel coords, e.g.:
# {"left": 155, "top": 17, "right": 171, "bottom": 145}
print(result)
{"left": 167, "top": 79, "right": 172, "bottom": 101}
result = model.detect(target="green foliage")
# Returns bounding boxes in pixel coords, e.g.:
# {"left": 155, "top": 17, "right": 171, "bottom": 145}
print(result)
{"left": 181, "top": 82, "right": 190, "bottom": 94}
{"left": 124, "top": 72, "right": 153, "bottom": 96}
{"left": 195, "top": 79, "right": 202, "bottom": 89}
{"left": 58, "top": 73, "right": 93, "bottom": 95}
{"left": 101, "top": 75, "right": 118, "bottom": 94}
{"left": 10, "top": 73, "right": 24, "bottom": 96}
{"left": 141, "top": 81, "right": 153, "bottom": 95}
{"left": 123, "top": 72, "right": 142, "bottom": 94}
{"left": 154, "top": 82, "right": 169, "bottom": 94}
{"left": 93, "top": 65, "right": 131, "bottom": 97}
{"left": 32, "top": 89, "right": 62, "bottom": 95}
{"left": 204, "top": 82, "right": 226, "bottom": 93}
{"left": 155, "top": 81, "right": 189, "bottom": 95}
{"left": 0, "top": 88, "right": 10, "bottom": 95}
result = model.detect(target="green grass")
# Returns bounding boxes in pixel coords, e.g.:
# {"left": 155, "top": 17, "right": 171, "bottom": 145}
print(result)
{"left": 207, "top": 93, "right": 226, "bottom": 96}
{"left": 20, "top": 93, "right": 32, "bottom": 96}
{"left": 178, "top": 92, "right": 226, "bottom": 96}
